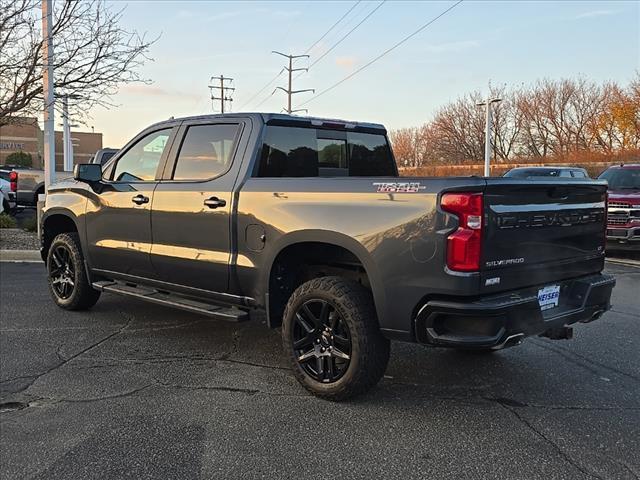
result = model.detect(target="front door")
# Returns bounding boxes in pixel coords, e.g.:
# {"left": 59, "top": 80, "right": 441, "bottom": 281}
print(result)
{"left": 85, "top": 127, "right": 175, "bottom": 278}
{"left": 150, "top": 121, "right": 244, "bottom": 293}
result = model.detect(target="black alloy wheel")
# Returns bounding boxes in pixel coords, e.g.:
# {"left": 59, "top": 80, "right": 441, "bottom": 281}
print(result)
{"left": 49, "top": 244, "right": 76, "bottom": 300}
{"left": 292, "top": 299, "right": 352, "bottom": 383}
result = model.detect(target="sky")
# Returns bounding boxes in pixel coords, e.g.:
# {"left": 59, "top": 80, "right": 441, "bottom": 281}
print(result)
{"left": 88, "top": 0, "right": 639, "bottom": 147}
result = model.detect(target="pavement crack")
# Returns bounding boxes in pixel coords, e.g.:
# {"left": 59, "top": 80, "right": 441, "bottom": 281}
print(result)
{"left": 498, "top": 402, "right": 605, "bottom": 480}
{"left": 216, "top": 357, "right": 290, "bottom": 371}
{"left": 610, "top": 308, "right": 640, "bottom": 318}
{"left": 155, "top": 381, "right": 310, "bottom": 398}
{"left": 484, "top": 397, "right": 640, "bottom": 412}
{"left": 531, "top": 339, "right": 640, "bottom": 384}
{"left": 6, "top": 314, "right": 134, "bottom": 395}
{"left": 58, "top": 384, "right": 154, "bottom": 404}
{"left": 156, "top": 381, "right": 260, "bottom": 396}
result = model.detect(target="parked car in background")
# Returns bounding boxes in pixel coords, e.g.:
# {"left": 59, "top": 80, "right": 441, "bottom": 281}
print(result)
{"left": 598, "top": 164, "right": 640, "bottom": 250}
{"left": 89, "top": 148, "right": 118, "bottom": 166}
{"left": 41, "top": 113, "right": 615, "bottom": 400}
{"left": 0, "top": 167, "right": 17, "bottom": 213}
{"left": 0, "top": 177, "right": 11, "bottom": 214}
{"left": 2, "top": 166, "right": 72, "bottom": 207}
{"left": 503, "top": 166, "right": 590, "bottom": 179}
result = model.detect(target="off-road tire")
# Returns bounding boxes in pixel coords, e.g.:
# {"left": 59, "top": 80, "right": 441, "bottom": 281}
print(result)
{"left": 47, "top": 232, "right": 100, "bottom": 310}
{"left": 282, "top": 276, "right": 390, "bottom": 401}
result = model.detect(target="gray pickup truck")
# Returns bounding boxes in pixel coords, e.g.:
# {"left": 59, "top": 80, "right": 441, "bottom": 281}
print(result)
{"left": 40, "top": 113, "right": 615, "bottom": 399}
{"left": 5, "top": 167, "right": 71, "bottom": 207}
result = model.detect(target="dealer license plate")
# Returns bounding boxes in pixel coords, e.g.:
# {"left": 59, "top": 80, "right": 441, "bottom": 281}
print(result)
{"left": 538, "top": 285, "right": 560, "bottom": 311}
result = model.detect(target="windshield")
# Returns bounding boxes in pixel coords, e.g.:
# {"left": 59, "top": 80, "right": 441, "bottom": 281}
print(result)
{"left": 505, "top": 168, "right": 566, "bottom": 178}
{"left": 598, "top": 168, "right": 640, "bottom": 190}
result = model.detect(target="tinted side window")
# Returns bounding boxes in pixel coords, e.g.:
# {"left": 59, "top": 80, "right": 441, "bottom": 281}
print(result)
{"left": 257, "top": 126, "right": 395, "bottom": 177}
{"left": 258, "top": 127, "right": 318, "bottom": 177}
{"left": 111, "top": 129, "right": 171, "bottom": 182}
{"left": 347, "top": 132, "right": 395, "bottom": 176}
{"left": 173, "top": 124, "right": 239, "bottom": 180}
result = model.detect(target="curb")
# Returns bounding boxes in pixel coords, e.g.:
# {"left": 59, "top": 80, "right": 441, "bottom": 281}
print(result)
{"left": 0, "top": 250, "right": 42, "bottom": 262}
{"left": 606, "top": 257, "right": 640, "bottom": 268}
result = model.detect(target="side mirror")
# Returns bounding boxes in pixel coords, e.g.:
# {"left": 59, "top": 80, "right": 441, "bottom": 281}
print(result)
{"left": 73, "top": 164, "right": 102, "bottom": 183}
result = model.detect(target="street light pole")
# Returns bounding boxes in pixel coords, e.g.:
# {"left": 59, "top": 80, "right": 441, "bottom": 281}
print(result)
{"left": 477, "top": 97, "right": 502, "bottom": 177}
{"left": 62, "top": 96, "right": 71, "bottom": 171}
{"left": 60, "top": 94, "right": 81, "bottom": 172}
{"left": 42, "top": 0, "right": 55, "bottom": 190}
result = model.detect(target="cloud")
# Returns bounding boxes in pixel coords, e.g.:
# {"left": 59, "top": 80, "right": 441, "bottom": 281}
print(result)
{"left": 424, "top": 40, "right": 479, "bottom": 53}
{"left": 272, "top": 9, "right": 302, "bottom": 19}
{"left": 335, "top": 56, "right": 357, "bottom": 70}
{"left": 575, "top": 9, "right": 616, "bottom": 19}
{"left": 205, "top": 10, "right": 245, "bottom": 22}
{"left": 176, "top": 9, "right": 194, "bottom": 19}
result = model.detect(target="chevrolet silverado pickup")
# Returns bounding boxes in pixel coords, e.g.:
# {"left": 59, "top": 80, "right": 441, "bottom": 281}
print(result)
{"left": 599, "top": 164, "right": 640, "bottom": 250}
{"left": 40, "top": 113, "right": 616, "bottom": 400}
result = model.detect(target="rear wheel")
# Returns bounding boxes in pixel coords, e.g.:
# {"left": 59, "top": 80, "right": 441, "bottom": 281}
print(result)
{"left": 282, "top": 276, "right": 390, "bottom": 400}
{"left": 47, "top": 232, "right": 100, "bottom": 310}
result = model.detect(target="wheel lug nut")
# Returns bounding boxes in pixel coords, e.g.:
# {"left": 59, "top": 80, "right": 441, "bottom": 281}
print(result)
{"left": 320, "top": 347, "right": 325, "bottom": 353}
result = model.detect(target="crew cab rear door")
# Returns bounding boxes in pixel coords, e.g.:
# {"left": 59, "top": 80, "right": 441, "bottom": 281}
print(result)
{"left": 480, "top": 179, "right": 607, "bottom": 294}
{"left": 149, "top": 118, "right": 250, "bottom": 293}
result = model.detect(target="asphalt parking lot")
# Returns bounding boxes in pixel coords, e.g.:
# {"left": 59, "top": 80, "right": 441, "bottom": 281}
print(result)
{"left": 0, "top": 261, "right": 638, "bottom": 479}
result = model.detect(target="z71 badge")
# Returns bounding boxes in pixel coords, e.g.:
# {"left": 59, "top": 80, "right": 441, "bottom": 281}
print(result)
{"left": 373, "top": 182, "right": 426, "bottom": 193}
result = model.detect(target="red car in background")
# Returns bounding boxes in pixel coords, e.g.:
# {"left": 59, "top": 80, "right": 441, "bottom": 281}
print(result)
{"left": 598, "top": 164, "right": 640, "bottom": 250}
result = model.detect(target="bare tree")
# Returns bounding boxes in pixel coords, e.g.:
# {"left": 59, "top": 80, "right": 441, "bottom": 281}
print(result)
{"left": 0, "top": 0, "right": 156, "bottom": 126}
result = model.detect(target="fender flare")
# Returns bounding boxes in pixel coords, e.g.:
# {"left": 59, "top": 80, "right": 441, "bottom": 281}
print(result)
{"left": 260, "top": 229, "right": 386, "bottom": 321}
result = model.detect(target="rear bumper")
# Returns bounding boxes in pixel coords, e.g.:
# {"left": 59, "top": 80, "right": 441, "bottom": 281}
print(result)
{"left": 414, "top": 273, "right": 616, "bottom": 349}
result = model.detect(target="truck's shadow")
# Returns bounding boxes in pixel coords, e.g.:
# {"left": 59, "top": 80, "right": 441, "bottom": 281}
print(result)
{"left": 89, "top": 293, "right": 634, "bottom": 410}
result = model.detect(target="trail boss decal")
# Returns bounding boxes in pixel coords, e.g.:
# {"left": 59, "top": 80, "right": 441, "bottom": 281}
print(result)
{"left": 373, "top": 182, "right": 426, "bottom": 193}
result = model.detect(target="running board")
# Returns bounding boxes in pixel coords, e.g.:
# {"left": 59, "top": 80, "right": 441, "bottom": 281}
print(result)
{"left": 92, "top": 280, "right": 249, "bottom": 322}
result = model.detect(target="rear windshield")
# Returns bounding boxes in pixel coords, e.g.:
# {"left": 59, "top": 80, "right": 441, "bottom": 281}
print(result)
{"left": 99, "top": 151, "right": 116, "bottom": 165}
{"left": 505, "top": 168, "right": 570, "bottom": 178}
{"left": 598, "top": 168, "right": 640, "bottom": 190}
{"left": 256, "top": 126, "right": 396, "bottom": 177}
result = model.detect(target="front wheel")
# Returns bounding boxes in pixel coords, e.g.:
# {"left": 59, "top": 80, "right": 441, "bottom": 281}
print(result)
{"left": 47, "top": 232, "right": 100, "bottom": 310}
{"left": 282, "top": 276, "right": 390, "bottom": 401}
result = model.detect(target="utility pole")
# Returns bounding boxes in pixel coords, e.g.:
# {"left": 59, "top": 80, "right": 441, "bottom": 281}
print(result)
{"left": 42, "top": 0, "right": 55, "bottom": 189}
{"left": 477, "top": 97, "right": 502, "bottom": 177}
{"left": 209, "top": 75, "right": 234, "bottom": 113}
{"left": 272, "top": 51, "right": 314, "bottom": 114}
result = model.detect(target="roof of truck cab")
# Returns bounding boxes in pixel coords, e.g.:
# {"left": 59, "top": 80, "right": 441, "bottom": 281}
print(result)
{"left": 148, "top": 113, "right": 386, "bottom": 132}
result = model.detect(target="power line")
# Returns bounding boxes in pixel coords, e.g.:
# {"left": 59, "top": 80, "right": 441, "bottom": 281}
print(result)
{"left": 307, "top": 1, "right": 385, "bottom": 70}
{"left": 243, "top": 1, "right": 361, "bottom": 111}
{"left": 300, "top": 0, "right": 464, "bottom": 107}
{"left": 303, "top": 1, "right": 362, "bottom": 55}
{"left": 237, "top": 68, "right": 283, "bottom": 111}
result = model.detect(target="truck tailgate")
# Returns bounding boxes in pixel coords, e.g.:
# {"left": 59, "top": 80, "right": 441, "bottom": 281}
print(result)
{"left": 481, "top": 179, "right": 607, "bottom": 293}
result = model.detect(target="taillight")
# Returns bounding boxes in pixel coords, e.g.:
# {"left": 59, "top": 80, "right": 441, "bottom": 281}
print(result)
{"left": 441, "top": 192, "right": 483, "bottom": 272}
{"left": 9, "top": 171, "right": 17, "bottom": 192}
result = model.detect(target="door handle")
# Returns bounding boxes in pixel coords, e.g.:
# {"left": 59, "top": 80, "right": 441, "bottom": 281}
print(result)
{"left": 132, "top": 194, "right": 149, "bottom": 205}
{"left": 204, "top": 197, "right": 226, "bottom": 209}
